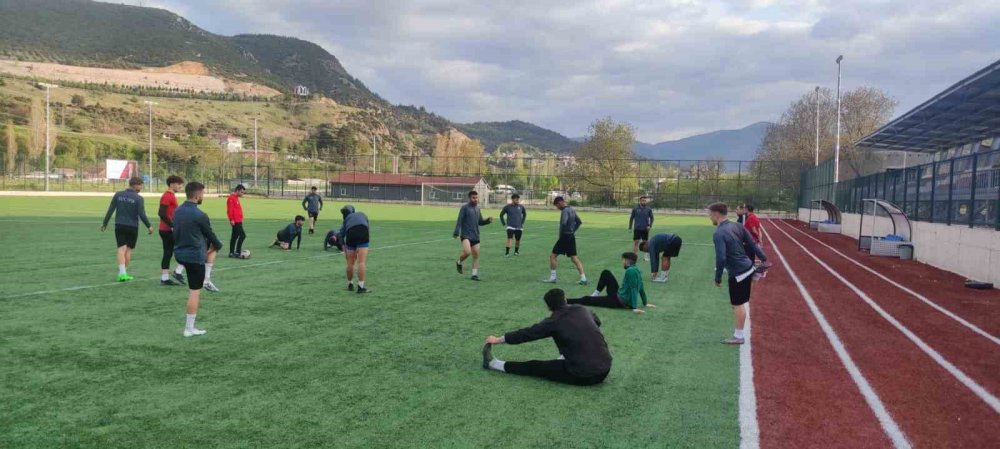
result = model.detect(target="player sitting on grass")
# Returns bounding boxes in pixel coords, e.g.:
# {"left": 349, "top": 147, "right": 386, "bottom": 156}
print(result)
{"left": 709, "top": 202, "right": 771, "bottom": 345}
{"left": 499, "top": 194, "right": 527, "bottom": 257}
{"left": 545, "top": 196, "right": 587, "bottom": 285}
{"left": 173, "top": 181, "right": 224, "bottom": 337}
{"left": 640, "top": 233, "right": 683, "bottom": 283}
{"left": 324, "top": 230, "right": 344, "bottom": 252}
{"left": 101, "top": 176, "right": 153, "bottom": 282}
{"left": 302, "top": 186, "right": 323, "bottom": 235}
{"left": 158, "top": 175, "right": 187, "bottom": 286}
{"left": 338, "top": 205, "right": 370, "bottom": 294}
{"left": 271, "top": 216, "right": 304, "bottom": 250}
{"left": 482, "top": 288, "right": 612, "bottom": 386}
{"left": 454, "top": 191, "right": 493, "bottom": 281}
{"left": 568, "top": 252, "right": 655, "bottom": 314}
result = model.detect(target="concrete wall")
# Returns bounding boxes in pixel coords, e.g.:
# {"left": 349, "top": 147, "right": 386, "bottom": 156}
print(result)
{"left": 798, "top": 207, "right": 1000, "bottom": 286}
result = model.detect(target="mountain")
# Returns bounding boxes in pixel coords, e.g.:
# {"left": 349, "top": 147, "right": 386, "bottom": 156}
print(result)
{"left": 456, "top": 120, "right": 579, "bottom": 153}
{"left": 631, "top": 122, "right": 771, "bottom": 161}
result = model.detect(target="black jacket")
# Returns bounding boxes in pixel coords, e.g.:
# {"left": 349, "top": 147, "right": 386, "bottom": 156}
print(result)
{"left": 504, "top": 305, "right": 612, "bottom": 377}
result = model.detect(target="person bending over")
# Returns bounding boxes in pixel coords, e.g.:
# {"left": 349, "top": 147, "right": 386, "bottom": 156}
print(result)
{"left": 640, "top": 233, "right": 683, "bottom": 283}
{"left": 568, "top": 252, "right": 656, "bottom": 314}
{"left": 338, "top": 205, "right": 370, "bottom": 294}
{"left": 324, "top": 229, "right": 344, "bottom": 252}
{"left": 482, "top": 289, "right": 612, "bottom": 386}
{"left": 271, "top": 215, "right": 304, "bottom": 250}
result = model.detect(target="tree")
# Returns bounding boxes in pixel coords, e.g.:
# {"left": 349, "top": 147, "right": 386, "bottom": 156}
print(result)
{"left": 572, "top": 117, "right": 639, "bottom": 205}
{"left": 71, "top": 94, "right": 86, "bottom": 108}
{"left": 1, "top": 121, "right": 17, "bottom": 175}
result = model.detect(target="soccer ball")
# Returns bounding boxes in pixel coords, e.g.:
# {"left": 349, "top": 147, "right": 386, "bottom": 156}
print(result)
{"left": 240, "top": 249, "right": 252, "bottom": 259}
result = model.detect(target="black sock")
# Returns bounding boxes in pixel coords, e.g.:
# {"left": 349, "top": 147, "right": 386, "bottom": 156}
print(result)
{"left": 515, "top": 245, "right": 520, "bottom": 253}
{"left": 505, "top": 247, "right": 510, "bottom": 255}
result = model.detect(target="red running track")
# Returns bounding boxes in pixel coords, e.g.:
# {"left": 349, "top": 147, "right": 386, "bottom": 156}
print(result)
{"left": 752, "top": 219, "right": 1000, "bottom": 448}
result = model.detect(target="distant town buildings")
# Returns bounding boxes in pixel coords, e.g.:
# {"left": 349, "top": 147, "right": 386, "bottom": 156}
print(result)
{"left": 216, "top": 134, "right": 244, "bottom": 153}
{"left": 294, "top": 85, "right": 310, "bottom": 97}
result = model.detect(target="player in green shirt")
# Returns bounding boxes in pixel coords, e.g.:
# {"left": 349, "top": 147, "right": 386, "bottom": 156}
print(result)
{"left": 567, "top": 252, "right": 656, "bottom": 314}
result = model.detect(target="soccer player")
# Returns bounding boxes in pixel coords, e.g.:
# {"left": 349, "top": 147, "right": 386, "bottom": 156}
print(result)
{"left": 568, "top": 252, "right": 655, "bottom": 314}
{"left": 157, "top": 175, "right": 187, "bottom": 285}
{"left": 499, "top": 194, "right": 527, "bottom": 257}
{"left": 101, "top": 176, "right": 153, "bottom": 281}
{"left": 338, "top": 205, "right": 371, "bottom": 293}
{"left": 735, "top": 204, "right": 746, "bottom": 225}
{"left": 639, "top": 232, "right": 683, "bottom": 283}
{"left": 545, "top": 196, "right": 587, "bottom": 285}
{"left": 628, "top": 196, "right": 654, "bottom": 256}
{"left": 271, "top": 215, "right": 304, "bottom": 250}
{"left": 302, "top": 186, "right": 323, "bottom": 234}
{"left": 743, "top": 203, "right": 763, "bottom": 265}
{"left": 324, "top": 230, "right": 344, "bottom": 252}
{"left": 482, "top": 288, "right": 612, "bottom": 386}
{"left": 173, "top": 181, "right": 223, "bottom": 337}
{"left": 709, "top": 202, "right": 771, "bottom": 345}
{"left": 454, "top": 191, "right": 493, "bottom": 281}
{"left": 227, "top": 184, "right": 248, "bottom": 258}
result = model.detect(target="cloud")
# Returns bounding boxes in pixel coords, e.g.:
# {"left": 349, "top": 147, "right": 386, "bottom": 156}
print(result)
{"left": 150, "top": 0, "right": 1000, "bottom": 143}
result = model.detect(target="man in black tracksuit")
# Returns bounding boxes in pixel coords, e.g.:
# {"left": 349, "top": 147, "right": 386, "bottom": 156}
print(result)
{"left": 482, "top": 289, "right": 612, "bottom": 386}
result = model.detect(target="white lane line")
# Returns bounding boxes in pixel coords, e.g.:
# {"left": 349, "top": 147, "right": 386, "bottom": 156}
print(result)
{"left": 739, "top": 305, "right": 759, "bottom": 449}
{"left": 0, "top": 237, "right": 453, "bottom": 300}
{"left": 762, "top": 223, "right": 912, "bottom": 449}
{"left": 769, "top": 220, "right": 1000, "bottom": 415}
{"left": 775, "top": 220, "right": 1000, "bottom": 346}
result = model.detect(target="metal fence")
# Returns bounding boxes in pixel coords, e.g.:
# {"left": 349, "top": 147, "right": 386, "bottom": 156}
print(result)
{"left": 800, "top": 149, "right": 1000, "bottom": 229}
{"left": 2, "top": 154, "right": 808, "bottom": 212}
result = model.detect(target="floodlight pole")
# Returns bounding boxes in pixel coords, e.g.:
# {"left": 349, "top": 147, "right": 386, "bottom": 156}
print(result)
{"left": 834, "top": 55, "right": 843, "bottom": 183}
{"left": 39, "top": 83, "right": 58, "bottom": 191}
{"left": 814, "top": 86, "right": 820, "bottom": 166}
{"left": 144, "top": 101, "right": 157, "bottom": 187}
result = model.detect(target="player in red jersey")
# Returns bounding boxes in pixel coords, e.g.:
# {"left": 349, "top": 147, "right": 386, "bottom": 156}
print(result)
{"left": 158, "top": 175, "right": 186, "bottom": 286}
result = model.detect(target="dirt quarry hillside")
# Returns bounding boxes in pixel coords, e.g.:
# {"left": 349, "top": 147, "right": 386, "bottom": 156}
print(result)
{"left": 0, "top": 59, "right": 282, "bottom": 97}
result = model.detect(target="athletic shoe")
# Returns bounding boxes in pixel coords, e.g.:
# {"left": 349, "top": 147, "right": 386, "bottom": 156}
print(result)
{"left": 643, "top": 253, "right": 650, "bottom": 262}
{"left": 722, "top": 337, "right": 745, "bottom": 345}
{"left": 203, "top": 281, "right": 220, "bottom": 292}
{"left": 751, "top": 272, "right": 763, "bottom": 281}
{"left": 117, "top": 274, "right": 133, "bottom": 282}
{"left": 482, "top": 343, "right": 493, "bottom": 370}
{"left": 504, "top": 253, "right": 510, "bottom": 258}
{"left": 357, "top": 287, "right": 368, "bottom": 294}
{"left": 160, "top": 279, "right": 178, "bottom": 286}
{"left": 456, "top": 262, "right": 463, "bottom": 274}
{"left": 471, "top": 275, "right": 481, "bottom": 281}
{"left": 348, "top": 283, "right": 355, "bottom": 291}
{"left": 542, "top": 277, "right": 557, "bottom": 283}
{"left": 309, "top": 229, "right": 315, "bottom": 234}
{"left": 653, "top": 274, "right": 668, "bottom": 283}
{"left": 172, "top": 272, "right": 186, "bottom": 284}
{"left": 183, "top": 328, "right": 207, "bottom": 337}
{"left": 578, "top": 279, "right": 589, "bottom": 286}
{"left": 514, "top": 251, "right": 520, "bottom": 256}
{"left": 228, "top": 253, "right": 239, "bottom": 258}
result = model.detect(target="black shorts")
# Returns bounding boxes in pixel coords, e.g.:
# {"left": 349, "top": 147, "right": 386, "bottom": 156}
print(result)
{"left": 345, "top": 225, "right": 370, "bottom": 249}
{"left": 115, "top": 225, "right": 139, "bottom": 249}
{"left": 178, "top": 260, "right": 206, "bottom": 290}
{"left": 633, "top": 229, "right": 649, "bottom": 242}
{"left": 506, "top": 229, "right": 523, "bottom": 240}
{"left": 308, "top": 211, "right": 319, "bottom": 220}
{"left": 462, "top": 238, "right": 481, "bottom": 247}
{"left": 728, "top": 273, "right": 753, "bottom": 306}
{"left": 663, "top": 236, "right": 683, "bottom": 258}
{"left": 552, "top": 234, "right": 577, "bottom": 257}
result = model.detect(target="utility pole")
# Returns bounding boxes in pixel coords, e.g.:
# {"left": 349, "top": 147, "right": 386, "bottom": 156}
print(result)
{"left": 144, "top": 100, "right": 157, "bottom": 187}
{"left": 39, "top": 83, "right": 58, "bottom": 191}
{"left": 834, "top": 55, "right": 843, "bottom": 183}
{"left": 814, "top": 86, "right": 820, "bottom": 167}
{"left": 253, "top": 117, "right": 258, "bottom": 186}
{"left": 372, "top": 133, "right": 377, "bottom": 174}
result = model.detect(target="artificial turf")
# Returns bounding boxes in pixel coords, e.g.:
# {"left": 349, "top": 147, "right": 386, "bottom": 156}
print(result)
{"left": 0, "top": 196, "right": 740, "bottom": 448}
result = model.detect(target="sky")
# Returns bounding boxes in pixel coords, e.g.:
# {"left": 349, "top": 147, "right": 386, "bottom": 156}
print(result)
{"left": 146, "top": 0, "right": 1000, "bottom": 143}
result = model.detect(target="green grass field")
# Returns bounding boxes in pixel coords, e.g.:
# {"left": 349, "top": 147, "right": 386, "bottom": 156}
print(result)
{"left": 0, "top": 196, "right": 739, "bottom": 449}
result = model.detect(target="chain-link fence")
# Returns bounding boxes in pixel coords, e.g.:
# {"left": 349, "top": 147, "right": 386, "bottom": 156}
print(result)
{"left": 2, "top": 153, "right": 808, "bottom": 212}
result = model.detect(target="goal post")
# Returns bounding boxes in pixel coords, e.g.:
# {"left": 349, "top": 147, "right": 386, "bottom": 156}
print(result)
{"left": 421, "top": 183, "right": 489, "bottom": 207}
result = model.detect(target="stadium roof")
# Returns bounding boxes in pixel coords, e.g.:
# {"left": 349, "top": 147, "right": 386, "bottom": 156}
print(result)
{"left": 856, "top": 58, "right": 1000, "bottom": 153}
{"left": 330, "top": 173, "right": 486, "bottom": 187}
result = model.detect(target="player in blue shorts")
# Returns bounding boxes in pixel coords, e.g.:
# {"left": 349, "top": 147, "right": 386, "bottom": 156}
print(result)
{"left": 338, "top": 205, "right": 370, "bottom": 293}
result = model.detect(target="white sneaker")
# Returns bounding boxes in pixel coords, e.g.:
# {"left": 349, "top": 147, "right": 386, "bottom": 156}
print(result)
{"left": 203, "top": 281, "right": 220, "bottom": 292}
{"left": 653, "top": 275, "right": 668, "bottom": 283}
{"left": 643, "top": 253, "right": 650, "bottom": 262}
{"left": 183, "top": 328, "right": 207, "bottom": 337}
{"left": 543, "top": 277, "right": 557, "bottom": 283}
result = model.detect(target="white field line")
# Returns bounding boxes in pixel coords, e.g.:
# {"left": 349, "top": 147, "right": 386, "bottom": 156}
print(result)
{"left": 762, "top": 224, "right": 912, "bottom": 449}
{"left": 739, "top": 305, "right": 759, "bottom": 449}
{"left": 769, "top": 221, "right": 1000, "bottom": 415}
{"left": 774, "top": 220, "right": 1000, "bottom": 346}
{"left": 0, "top": 237, "right": 453, "bottom": 300}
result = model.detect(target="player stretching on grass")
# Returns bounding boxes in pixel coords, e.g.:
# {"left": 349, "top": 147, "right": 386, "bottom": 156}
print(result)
{"left": 271, "top": 216, "right": 304, "bottom": 250}
{"left": 173, "top": 182, "right": 223, "bottom": 337}
{"left": 629, "top": 196, "right": 654, "bottom": 259}
{"left": 568, "top": 252, "right": 655, "bottom": 314}
{"left": 302, "top": 186, "right": 323, "bottom": 235}
{"left": 227, "top": 184, "right": 248, "bottom": 258}
{"left": 454, "top": 191, "right": 493, "bottom": 281}
{"left": 157, "top": 175, "right": 187, "bottom": 285}
{"left": 640, "top": 233, "right": 683, "bottom": 282}
{"left": 709, "top": 202, "right": 770, "bottom": 345}
{"left": 500, "top": 193, "right": 527, "bottom": 257}
{"left": 101, "top": 176, "right": 152, "bottom": 282}
{"left": 338, "top": 205, "right": 370, "bottom": 294}
{"left": 482, "top": 288, "right": 612, "bottom": 386}
{"left": 545, "top": 196, "right": 587, "bottom": 285}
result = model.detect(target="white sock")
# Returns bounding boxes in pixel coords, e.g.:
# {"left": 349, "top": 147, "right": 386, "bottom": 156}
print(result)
{"left": 161, "top": 273, "right": 169, "bottom": 281}
{"left": 118, "top": 264, "right": 127, "bottom": 275}
{"left": 185, "top": 314, "right": 196, "bottom": 331}
{"left": 472, "top": 268, "right": 478, "bottom": 276}
{"left": 205, "top": 263, "right": 213, "bottom": 281}
{"left": 175, "top": 266, "right": 184, "bottom": 275}
{"left": 557, "top": 354, "right": 565, "bottom": 360}
{"left": 734, "top": 329, "right": 745, "bottom": 339}
{"left": 359, "top": 281, "right": 365, "bottom": 289}
{"left": 488, "top": 359, "right": 506, "bottom": 372}
{"left": 580, "top": 274, "right": 587, "bottom": 282}
{"left": 591, "top": 290, "right": 600, "bottom": 297}
{"left": 549, "top": 270, "right": 557, "bottom": 279}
